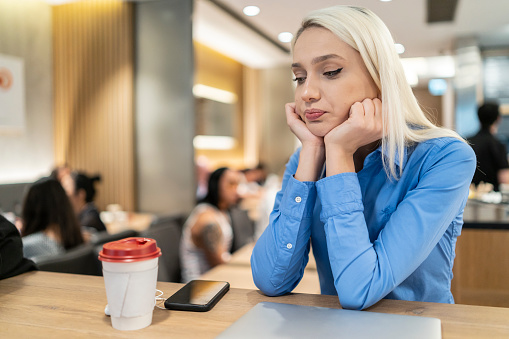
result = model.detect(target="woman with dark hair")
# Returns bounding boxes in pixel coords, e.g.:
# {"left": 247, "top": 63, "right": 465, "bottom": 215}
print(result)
{"left": 62, "top": 171, "right": 106, "bottom": 232}
{"left": 20, "top": 177, "right": 84, "bottom": 260}
{"left": 180, "top": 167, "right": 242, "bottom": 282}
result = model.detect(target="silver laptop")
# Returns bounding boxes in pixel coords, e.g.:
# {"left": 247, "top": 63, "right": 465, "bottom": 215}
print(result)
{"left": 216, "top": 301, "right": 441, "bottom": 339}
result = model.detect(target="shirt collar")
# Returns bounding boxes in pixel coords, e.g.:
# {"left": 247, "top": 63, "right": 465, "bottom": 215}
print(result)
{"left": 319, "top": 142, "right": 410, "bottom": 179}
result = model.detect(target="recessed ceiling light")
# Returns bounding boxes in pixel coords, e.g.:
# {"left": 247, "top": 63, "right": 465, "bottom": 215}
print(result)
{"left": 278, "top": 32, "right": 293, "bottom": 43}
{"left": 380, "top": 0, "right": 392, "bottom": 2}
{"left": 395, "top": 43, "right": 405, "bottom": 54}
{"left": 243, "top": 6, "right": 260, "bottom": 16}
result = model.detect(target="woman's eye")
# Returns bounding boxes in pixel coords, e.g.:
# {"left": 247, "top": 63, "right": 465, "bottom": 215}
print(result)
{"left": 323, "top": 67, "right": 343, "bottom": 78}
{"left": 292, "top": 76, "right": 306, "bottom": 85}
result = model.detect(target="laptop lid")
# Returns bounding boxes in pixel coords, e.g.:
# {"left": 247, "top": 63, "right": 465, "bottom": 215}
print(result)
{"left": 216, "top": 301, "right": 441, "bottom": 339}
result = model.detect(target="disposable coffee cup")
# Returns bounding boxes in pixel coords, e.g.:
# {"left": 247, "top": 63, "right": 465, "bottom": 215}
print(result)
{"left": 99, "top": 237, "right": 162, "bottom": 331}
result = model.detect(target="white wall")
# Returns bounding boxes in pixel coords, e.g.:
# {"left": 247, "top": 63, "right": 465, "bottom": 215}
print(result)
{"left": 0, "top": 0, "right": 53, "bottom": 183}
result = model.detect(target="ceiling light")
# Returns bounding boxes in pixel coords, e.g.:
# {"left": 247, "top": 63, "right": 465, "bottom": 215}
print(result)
{"left": 380, "top": 0, "right": 392, "bottom": 2}
{"left": 194, "top": 0, "right": 291, "bottom": 68}
{"left": 278, "top": 32, "right": 293, "bottom": 43}
{"left": 395, "top": 43, "right": 405, "bottom": 54}
{"left": 193, "top": 136, "right": 236, "bottom": 150}
{"left": 243, "top": 6, "right": 260, "bottom": 16}
{"left": 193, "top": 84, "right": 237, "bottom": 104}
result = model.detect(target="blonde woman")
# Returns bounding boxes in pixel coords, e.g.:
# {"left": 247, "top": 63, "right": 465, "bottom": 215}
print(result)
{"left": 251, "top": 6, "right": 476, "bottom": 310}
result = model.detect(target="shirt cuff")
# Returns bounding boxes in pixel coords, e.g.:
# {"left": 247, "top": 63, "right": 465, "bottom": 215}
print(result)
{"left": 279, "top": 175, "right": 317, "bottom": 219}
{"left": 316, "top": 172, "right": 364, "bottom": 220}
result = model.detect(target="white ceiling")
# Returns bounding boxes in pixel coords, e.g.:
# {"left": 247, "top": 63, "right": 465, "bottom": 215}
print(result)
{"left": 194, "top": 0, "right": 509, "bottom": 68}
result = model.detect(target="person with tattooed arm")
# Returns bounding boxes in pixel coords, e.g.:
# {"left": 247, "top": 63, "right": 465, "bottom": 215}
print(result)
{"left": 180, "top": 167, "right": 242, "bottom": 282}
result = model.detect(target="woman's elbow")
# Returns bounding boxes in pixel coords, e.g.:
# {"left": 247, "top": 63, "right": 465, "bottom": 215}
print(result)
{"left": 251, "top": 263, "right": 289, "bottom": 296}
{"left": 335, "top": 276, "right": 381, "bottom": 310}
{"left": 253, "top": 277, "right": 284, "bottom": 297}
{"left": 338, "top": 295, "right": 366, "bottom": 310}
{"left": 337, "top": 289, "right": 376, "bottom": 310}
{"left": 251, "top": 271, "right": 279, "bottom": 296}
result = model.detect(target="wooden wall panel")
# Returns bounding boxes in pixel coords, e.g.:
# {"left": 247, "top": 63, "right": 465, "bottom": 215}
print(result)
{"left": 413, "top": 87, "right": 443, "bottom": 126}
{"left": 452, "top": 229, "right": 509, "bottom": 307}
{"left": 53, "top": 0, "right": 134, "bottom": 211}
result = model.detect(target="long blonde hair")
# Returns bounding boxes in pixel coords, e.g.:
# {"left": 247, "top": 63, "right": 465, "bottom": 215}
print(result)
{"left": 293, "top": 6, "right": 464, "bottom": 179}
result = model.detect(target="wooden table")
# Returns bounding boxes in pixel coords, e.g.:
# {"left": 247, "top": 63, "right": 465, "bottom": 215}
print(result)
{"left": 199, "top": 264, "right": 321, "bottom": 294}
{"left": 200, "top": 242, "right": 320, "bottom": 294}
{"left": 1, "top": 271, "right": 509, "bottom": 338}
{"left": 104, "top": 212, "right": 155, "bottom": 234}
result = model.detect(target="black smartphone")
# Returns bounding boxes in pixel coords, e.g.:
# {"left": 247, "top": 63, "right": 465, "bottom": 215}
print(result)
{"left": 164, "top": 280, "right": 230, "bottom": 312}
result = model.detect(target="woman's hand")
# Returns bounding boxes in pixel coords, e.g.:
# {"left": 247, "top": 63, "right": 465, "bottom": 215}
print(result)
{"left": 324, "top": 98, "right": 383, "bottom": 155}
{"left": 285, "top": 103, "right": 324, "bottom": 148}
{"left": 323, "top": 98, "right": 383, "bottom": 176}
{"left": 285, "top": 103, "right": 325, "bottom": 182}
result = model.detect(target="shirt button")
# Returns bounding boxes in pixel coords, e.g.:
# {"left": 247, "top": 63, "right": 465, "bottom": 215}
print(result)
{"left": 295, "top": 196, "right": 302, "bottom": 203}
{"left": 286, "top": 243, "right": 293, "bottom": 249}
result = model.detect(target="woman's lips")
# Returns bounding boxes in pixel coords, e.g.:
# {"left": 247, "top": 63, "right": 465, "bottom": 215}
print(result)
{"left": 305, "top": 109, "right": 325, "bottom": 121}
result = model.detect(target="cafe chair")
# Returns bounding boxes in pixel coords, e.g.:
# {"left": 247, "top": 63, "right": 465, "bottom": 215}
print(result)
{"left": 34, "top": 244, "right": 102, "bottom": 276}
{"left": 229, "top": 207, "right": 255, "bottom": 253}
{"left": 141, "top": 215, "right": 183, "bottom": 283}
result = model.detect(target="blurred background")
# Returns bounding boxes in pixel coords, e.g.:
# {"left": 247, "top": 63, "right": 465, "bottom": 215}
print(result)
{"left": 2, "top": 0, "right": 509, "bottom": 306}
{"left": 0, "top": 0, "right": 509, "bottom": 218}
{"left": 2, "top": 0, "right": 509, "bottom": 216}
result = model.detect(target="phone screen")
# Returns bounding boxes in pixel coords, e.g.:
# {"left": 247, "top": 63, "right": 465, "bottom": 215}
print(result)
{"left": 164, "top": 280, "right": 229, "bottom": 311}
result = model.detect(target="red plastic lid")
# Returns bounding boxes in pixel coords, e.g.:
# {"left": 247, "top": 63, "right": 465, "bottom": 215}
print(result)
{"left": 98, "top": 237, "right": 161, "bottom": 263}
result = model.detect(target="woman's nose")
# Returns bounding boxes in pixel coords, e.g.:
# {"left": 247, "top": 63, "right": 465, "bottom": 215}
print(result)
{"left": 300, "top": 78, "right": 320, "bottom": 102}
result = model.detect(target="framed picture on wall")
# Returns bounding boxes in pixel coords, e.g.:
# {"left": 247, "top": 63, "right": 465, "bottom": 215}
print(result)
{"left": 195, "top": 96, "right": 235, "bottom": 137}
{"left": 0, "top": 54, "right": 25, "bottom": 134}
{"left": 192, "top": 84, "right": 238, "bottom": 150}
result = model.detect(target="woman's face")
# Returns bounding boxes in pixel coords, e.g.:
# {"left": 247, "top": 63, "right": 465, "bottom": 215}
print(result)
{"left": 61, "top": 174, "right": 84, "bottom": 213}
{"left": 218, "top": 169, "right": 241, "bottom": 208}
{"left": 292, "top": 27, "right": 379, "bottom": 137}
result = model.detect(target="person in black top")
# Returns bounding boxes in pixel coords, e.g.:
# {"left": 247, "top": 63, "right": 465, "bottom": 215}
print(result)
{"left": 62, "top": 172, "right": 107, "bottom": 232}
{"left": 0, "top": 214, "right": 36, "bottom": 280}
{"left": 467, "top": 102, "right": 509, "bottom": 191}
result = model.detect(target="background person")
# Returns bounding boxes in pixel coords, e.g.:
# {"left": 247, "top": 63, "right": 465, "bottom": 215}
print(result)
{"left": 195, "top": 155, "right": 212, "bottom": 201}
{"left": 467, "top": 102, "right": 509, "bottom": 192}
{"left": 49, "top": 164, "right": 71, "bottom": 182}
{"left": 0, "top": 214, "right": 36, "bottom": 280}
{"left": 180, "top": 167, "right": 241, "bottom": 282}
{"left": 20, "top": 177, "right": 84, "bottom": 260}
{"left": 61, "top": 171, "right": 106, "bottom": 232}
{"left": 251, "top": 5, "right": 476, "bottom": 310}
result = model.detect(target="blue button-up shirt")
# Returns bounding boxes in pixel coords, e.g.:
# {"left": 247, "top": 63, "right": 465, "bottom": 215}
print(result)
{"left": 251, "top": 137, "right": 476, "bottom": 310}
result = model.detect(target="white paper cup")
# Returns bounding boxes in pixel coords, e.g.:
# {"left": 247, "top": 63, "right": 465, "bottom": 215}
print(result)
{"left": 99, "top": 237, "right": 162, "bottom": 331}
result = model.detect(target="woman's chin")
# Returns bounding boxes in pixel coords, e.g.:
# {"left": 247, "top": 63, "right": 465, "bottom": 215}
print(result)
{"left": 306, "top": 123, "right": 333, "bottom": 138}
